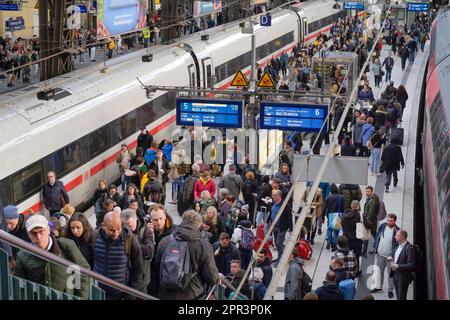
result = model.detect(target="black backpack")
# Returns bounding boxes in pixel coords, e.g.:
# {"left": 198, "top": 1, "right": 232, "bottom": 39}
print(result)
{"left": 301, "top": 267, "right": 313, "bottom": 297}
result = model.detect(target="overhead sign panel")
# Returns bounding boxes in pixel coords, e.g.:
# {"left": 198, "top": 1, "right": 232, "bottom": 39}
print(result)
{"left": 193, "top": 0, "right": 222, "bottom": 17}
{"left": 230, "top": 70, "right": 249, "bottom": 87}
{"left": 97, "top": 0, "right": 148, "bottom": 38}
{"left": 343, "top": 2, "right": 365, "bottom": 10}
{"left": 407, "top": 3, "right": 429, "bottom": 12}
{"left": 260, "top": 102, "right": 329, "bottom": 132}
{"left": 5, "top": 17, "right": 25, "bottom": 32}
{"left": 176, "top": 98, "right": 243, "bottom": 128}
{"left": 293, "top": 155, "right": 369, "bottom": 185}
{"left": 0, "top": 3, "right": 20, "bottom": 11}
{"left": 257, "top": 70, "right": 276, "bottom": 88}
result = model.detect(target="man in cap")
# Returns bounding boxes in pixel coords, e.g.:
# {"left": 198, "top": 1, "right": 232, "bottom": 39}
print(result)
{"left": 14, "top": 215, "right": 90, "bottom": 299}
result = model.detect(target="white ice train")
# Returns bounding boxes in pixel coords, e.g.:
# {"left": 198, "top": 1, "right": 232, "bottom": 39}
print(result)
{"left": 0, "top": 0, "right": 353, "bottom": 214}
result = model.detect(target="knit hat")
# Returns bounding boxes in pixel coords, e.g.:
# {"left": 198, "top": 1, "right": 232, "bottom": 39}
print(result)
{"left": 3, "top": 205, "right": 19, "bottom": 220}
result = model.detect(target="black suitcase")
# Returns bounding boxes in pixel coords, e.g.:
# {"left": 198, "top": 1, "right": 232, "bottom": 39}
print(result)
{"left": 390, "top": 127, "right": 404, "bottom": 145}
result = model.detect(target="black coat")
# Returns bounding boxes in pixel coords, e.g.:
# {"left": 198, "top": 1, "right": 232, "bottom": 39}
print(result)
{"left": 42, "top": 180, "right": 69, "bottom": 212}
{"left": 341, "top": 144, "right": 356, "bottom": 156}
{"left": 132, "top": 215, "right": 155, "bottom": 291}
{"left": 137, "top": 132, "right": 153, "bottom": 152}
{"left": 9, "top": 214, "right": 31, "bottom": 258}
{"left": 213, "top": 241, "right": 240, "bottom": 276}
{"left": 315, "top": 281, "right": 344, "bottom": 300}
{"left": 156, "top": 222, "right": 219, "bottom": 300}
{"left": 390, "top": 241, "right": 415, "bottom": 284}
{"left": 380, "top": 143, "right": 404, "bottom": 172}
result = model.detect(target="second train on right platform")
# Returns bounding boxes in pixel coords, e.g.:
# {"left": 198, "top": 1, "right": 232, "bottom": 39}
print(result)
{"left": 416, "top": 10, "right": 450, "bottom": 300}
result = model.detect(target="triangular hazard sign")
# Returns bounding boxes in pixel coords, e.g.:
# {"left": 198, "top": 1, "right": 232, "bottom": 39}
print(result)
{"left": 257, "top": 71, "right": 276, "bottom": 88}
{"left": 230, "top": 70, "right": 249, "bottom": 87}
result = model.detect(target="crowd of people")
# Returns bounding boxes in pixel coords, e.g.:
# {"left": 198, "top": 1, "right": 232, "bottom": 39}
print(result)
{"left": 1, "top": 11, "right": 425, "bottom": 302}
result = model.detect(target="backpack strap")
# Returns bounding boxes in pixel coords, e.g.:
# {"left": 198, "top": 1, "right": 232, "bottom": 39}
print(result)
{"left": 124, "top": 234, "right": 132, "bottom": 257}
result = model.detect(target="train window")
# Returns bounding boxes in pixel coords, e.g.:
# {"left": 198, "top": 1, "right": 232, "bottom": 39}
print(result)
{"left": 206, "top": 64, "right": 212, "bottom": 87}
{"left": 121, "top": 111, "right": 137, "bottom": 139}
{"left": 88, "top": 126, "right": 110, "bottom": 159}
{"left": 0, "top": 177, "right": 12, "bottom": 206}
{"left": 47, "top": 142, "right": 82, "bottom": 177}
{"left": 136, "top": 101, "right": 154, "bottom": 129}
{"left": 12, "top": 162, "right": 44, "bottom": 204}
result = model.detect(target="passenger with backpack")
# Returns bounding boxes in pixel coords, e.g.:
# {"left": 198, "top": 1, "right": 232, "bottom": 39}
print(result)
{"left": 148, "top": 204, "right": 174, "bottom": 296}
{"left": 91, "top": 211, "right": 144, "bottom": 299}
{"left": 323, "top": 184, "right": 344, "bottom": 251}
{"left": 155, "top": 210, "right": 219, "bottom": 300}
{"left": 231, "top": 220, "right": 254, "bottom": 270}
{"left": 332, "top": 236, "right": 358, "bottom": 278}
{"left": 121, "top": 209, "right": 155, "bottom": 294}
{"left": 177, "top": 164, "right": 200, "bottom": 215}
{"left": 284, "top": 248, "right": 312, "bottom": 300}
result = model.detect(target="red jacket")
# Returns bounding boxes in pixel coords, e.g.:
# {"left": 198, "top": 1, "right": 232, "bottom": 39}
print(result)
{"left": 194, "top": 177, "right": 216, "bottom": 199}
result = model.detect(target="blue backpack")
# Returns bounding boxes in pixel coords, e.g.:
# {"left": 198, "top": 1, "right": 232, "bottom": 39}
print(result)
{"left": 160, "top": 235, "right": 197, "bottom": 290}
{"left": 339, "top": 279, "right": 356, "bottom": 300}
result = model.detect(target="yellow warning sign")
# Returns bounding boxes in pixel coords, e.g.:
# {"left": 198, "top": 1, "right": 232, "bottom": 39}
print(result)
{"left": 230, "top": 70, "right": 249, "bottom": 87}
{"left": 257, "top": 71, "right": 276, "bottom": 88}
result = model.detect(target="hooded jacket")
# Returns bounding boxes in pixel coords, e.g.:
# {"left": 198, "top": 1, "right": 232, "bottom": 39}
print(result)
{"left": 284, "top": 257, "right": 305, "bottom": 300}
{"left": 315, "top": 281, "right": 345, "bottom": 300}
{"left": 156, "top": 222, "right": 219, "bottom": 300}
{"left": 8, "top": 213, "right": 31, "bottom": 258}
{"left": 161, "top": 143, "right": 173, "bottom": 162}
{"left": 194, "top": 176, "right": 216, "bottom": 199}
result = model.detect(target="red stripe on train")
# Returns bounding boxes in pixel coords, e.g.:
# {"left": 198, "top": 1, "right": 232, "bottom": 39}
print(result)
{"left": 26, "top": 115, "right": 175, "bottom": 213}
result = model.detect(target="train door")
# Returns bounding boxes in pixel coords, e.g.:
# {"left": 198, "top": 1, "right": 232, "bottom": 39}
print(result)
{"left": 303, "top": 18, "right": 308, "bottom": 43}
{"left": 201, "top": 57, "right": 214, "bottom": 88}
{"left": 188, "top": 64, "right": 197, "bottom": 90}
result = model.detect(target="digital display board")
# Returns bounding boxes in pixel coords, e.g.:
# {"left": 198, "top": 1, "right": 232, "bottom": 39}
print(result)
{"left": 96, "top": 0, "right": 147, "bottom": 38}
{"left": 260, "top": 102, "right": 329, "bottom": 132}
{"left": 5, "top": 18, "right": 25, "bottom": 32}
{"left": 176, "top": 98, "right": 243, "bottom": 128}
{"left": 0, "top": 3, "right": 20, "bottom": 11}
{"left": 343, "top": 2, "right": 365, "bottom": 10}
{"left": 407, "top": 3, "right": 429, "bottom": 12}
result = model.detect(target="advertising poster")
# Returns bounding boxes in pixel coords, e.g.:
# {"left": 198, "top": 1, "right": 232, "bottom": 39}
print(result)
{"left": 96, "top": 0, "right": 148, "bottom": 38}
{"left": 193, "top": 0, "right": 222, "bottom": 18}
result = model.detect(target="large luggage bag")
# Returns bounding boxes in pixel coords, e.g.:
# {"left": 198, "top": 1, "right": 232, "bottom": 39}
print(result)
{"left": 390, "top": 127, "right": 404, "bottom": 145}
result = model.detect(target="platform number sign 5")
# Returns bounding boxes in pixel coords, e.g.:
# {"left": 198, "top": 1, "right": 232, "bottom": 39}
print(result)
{"left": 66, "top": 5, "right": 81, "bottom": 30}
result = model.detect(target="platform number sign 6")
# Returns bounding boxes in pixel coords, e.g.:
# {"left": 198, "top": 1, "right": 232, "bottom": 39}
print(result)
{"left": 66, "top": 5, "right": 81, "bottom": 30}
{"left": 315, "top": 109, "right": 320, "bottom": 117}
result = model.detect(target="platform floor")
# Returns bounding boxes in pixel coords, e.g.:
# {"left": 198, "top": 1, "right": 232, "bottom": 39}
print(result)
{"left": 83, "top": 41, "right": 428, "bottom": 301}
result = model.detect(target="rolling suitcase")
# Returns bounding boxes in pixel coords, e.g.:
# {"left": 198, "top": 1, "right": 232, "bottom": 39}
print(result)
{"left": 390, "top": 127, "right": 404, "bottom": 145}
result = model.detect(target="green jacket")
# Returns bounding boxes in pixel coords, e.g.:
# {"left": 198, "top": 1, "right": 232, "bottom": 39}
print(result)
{"left": 363, "top": 193, "right": 380, "bottom": 233}
{"left": 14, "top": 237, "right": 91, "bottom": 299}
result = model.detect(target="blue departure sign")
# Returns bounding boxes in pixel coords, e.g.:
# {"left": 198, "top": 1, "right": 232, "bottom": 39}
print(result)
{"left": 0, "top": 3, "right": 20, "bottom": 11}
{"left": 260, "top": 102, "right": 329, "bottom": 132}
{"left": 176, "top": 98, "right": 243, "bottom": 128}
{"left": 5, "top": 18, "right": 25, "bottom": 32}
{"left": 407, "top": 3, "right": 429, "bottom": 12}
{"left": 343, "top": 2, "right": 365, "bottom": 10}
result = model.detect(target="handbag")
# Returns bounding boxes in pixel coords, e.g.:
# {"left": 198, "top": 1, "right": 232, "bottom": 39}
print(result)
{"left": 331, "top": 196, "right": 343, "bottom": 231}
{"left": 356, "top": 212, "right": 372, "bottom": 240}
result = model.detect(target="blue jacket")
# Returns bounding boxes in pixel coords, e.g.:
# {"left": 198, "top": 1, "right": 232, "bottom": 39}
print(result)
{"left": 357, "top": 89, "right": 374, "bottom": 102}
{"left": 373, "top": 222, "right": 400, "bottom": 254}
{"left": 162, "top": 143, "right": 173, "bottom": 162}
{"left": 144, "top": 148, "right": 157, "bottom": 166}
{"left": 42, "top": 180, "right": 69, "bottom": 212}
{"left": 362, "top": 123, "right": 375, "bottom": 147}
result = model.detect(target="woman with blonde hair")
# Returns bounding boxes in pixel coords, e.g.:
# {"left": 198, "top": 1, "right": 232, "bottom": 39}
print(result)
{"left": 200, "top": 190, "right": 217, "bottom": 213}
{"left": 55, "top": 203, "right": 76, "bottom": 230}
{"left": 204, "top": 206, "right": 225, "bottom": 234}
